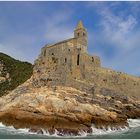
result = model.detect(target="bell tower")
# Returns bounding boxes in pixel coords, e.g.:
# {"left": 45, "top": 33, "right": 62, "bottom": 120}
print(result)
{"left": 74, "top": 21, "right": 88, "bottom": 52}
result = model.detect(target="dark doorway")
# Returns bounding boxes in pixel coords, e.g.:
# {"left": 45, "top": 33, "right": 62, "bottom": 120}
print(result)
{"left": 65, "top": 58, "right": 67, "bottom": 63}
{"left": 77, "top": 54, "right": 80, "bottom": 65}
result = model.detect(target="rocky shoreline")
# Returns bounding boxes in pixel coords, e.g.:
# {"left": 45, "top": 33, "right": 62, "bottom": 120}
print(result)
{"left": 0, "top": 79, "right": 139, "bottom": 136}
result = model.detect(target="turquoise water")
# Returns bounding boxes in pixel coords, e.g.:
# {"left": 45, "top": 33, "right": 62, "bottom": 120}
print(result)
{"left": 0, "top": 119, "right": 140, "bottom": 139}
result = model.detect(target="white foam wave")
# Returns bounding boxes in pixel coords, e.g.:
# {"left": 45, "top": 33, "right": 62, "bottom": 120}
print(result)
{"left": 78, "top": 130, "right": 88, "bottom": 137}
{"left": 0, "top": 122, "right": 129, "bottom": 137}
{"left": 128, "top": 119, "right": 140, "bottom": 128}
{"left": 0, "top": 122, "right": 14, "bottom": 130}
{"left": 0, "top": 122, "right": 5, "bottom": 128}
{"left": 16, "top": 128, "right": 30, "bottom": 134}
{"left": 90, "top": 124, "right": 128, "bottom": 136}
{"left": 51, "top": 129, "right": 60, "bottom": 137}
{"left": 0, "top": 122, "right": 30, "bottom": 136}
{"left": 0, "top": 119, "right": 140, "bottom": 137}
{"left": 42, "top": 129, "right": 49, "bottom": 136}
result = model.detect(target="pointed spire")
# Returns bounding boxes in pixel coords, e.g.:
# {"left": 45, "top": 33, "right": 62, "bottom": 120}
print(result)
{"left": 76, "top": 20, "right": 85, "bottom": 30}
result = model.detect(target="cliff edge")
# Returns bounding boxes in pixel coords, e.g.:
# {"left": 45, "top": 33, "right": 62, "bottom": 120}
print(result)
{"left": 0, "top": 78, "right": 140, "bottom": 136}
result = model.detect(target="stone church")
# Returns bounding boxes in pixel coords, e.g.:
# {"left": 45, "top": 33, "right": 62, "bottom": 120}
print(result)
{"left": 33, "top": 21, "right": 140, "bottom": 97}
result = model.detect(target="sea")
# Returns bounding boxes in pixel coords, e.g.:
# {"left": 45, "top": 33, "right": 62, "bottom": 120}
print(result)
{"left": 0, "top": 119, "right": 140, "bottom": 139}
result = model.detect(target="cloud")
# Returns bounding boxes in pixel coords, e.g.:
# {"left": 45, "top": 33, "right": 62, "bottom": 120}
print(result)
{"left": 0, "top": 3, "right": 75, "bottom": 63}
{"left": 43, "top": 10, "right": 74, "bottom": 44}
{"left": 87, "top": 2, "right": 140, "bottom": 76}
{"left": 99, "top": 8, "right": 137, "bottom": 51}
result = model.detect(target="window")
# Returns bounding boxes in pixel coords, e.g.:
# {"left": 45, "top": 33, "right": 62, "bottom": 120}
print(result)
{"left": 77, "top": 54, "right": 80, "bottom": 65}
{"left": 83, "top": 33, "right": 85, "bottom": 36}
{"left": 92, "top": 57, "right": 94, "bottom": 62}
{"left": 77, "top": 33, "right": 80, "bottom": 37}
{"left": 52, "top": 53, "right": 54, "bottom": 55}
{"left": 65, "top": 58, "right": 67, "bottom": 63}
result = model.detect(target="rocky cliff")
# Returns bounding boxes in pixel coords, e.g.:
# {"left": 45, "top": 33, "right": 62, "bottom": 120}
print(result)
{"left": 0, "top": 76, "right": 140, "bottom": 136}
{"left": 0, "top": 50, "right": 140, "bottom": 136}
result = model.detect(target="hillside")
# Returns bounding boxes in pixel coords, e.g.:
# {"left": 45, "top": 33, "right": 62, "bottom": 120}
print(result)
{"left": 0, "top": 52, "right": 33, "bottom": 96}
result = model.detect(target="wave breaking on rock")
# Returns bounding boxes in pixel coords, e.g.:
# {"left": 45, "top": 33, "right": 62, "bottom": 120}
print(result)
{"left": 2, "top": 119, "right": 140, "bottom": 138}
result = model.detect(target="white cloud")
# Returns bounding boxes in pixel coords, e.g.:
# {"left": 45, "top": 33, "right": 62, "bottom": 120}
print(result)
{"left": 88, "top": 2, "right": 140, "bottom": 76}
{"left": 100, "top": 9, "right": 138, "bottom": 51}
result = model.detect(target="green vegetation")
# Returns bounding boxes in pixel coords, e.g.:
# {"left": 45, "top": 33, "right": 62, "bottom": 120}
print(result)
{"left": 0, "top": 52, "right": 33, "bottom": 96}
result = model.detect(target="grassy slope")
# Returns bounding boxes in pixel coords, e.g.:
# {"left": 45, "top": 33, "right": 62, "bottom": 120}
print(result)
{"left": 0, "top": 52, "right": 33, "bottom": 96}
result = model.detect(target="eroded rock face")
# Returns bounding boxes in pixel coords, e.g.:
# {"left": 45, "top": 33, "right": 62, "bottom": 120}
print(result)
{"left": 1, "top": 78, "right": 140, "bottom": 135}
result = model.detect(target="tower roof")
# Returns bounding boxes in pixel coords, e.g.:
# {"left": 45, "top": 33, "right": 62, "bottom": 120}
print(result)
{"left": 75, "top": 21, "right": 85, "bottom": 30}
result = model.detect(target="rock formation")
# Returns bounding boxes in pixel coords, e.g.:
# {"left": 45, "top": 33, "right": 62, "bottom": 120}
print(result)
{"left": 0, "top": 21, "right": 140, "bottom": 136}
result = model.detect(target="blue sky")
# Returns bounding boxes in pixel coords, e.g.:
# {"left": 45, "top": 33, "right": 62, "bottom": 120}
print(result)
{"left": 0, "top": 2, "right": 140, "bottom": 76}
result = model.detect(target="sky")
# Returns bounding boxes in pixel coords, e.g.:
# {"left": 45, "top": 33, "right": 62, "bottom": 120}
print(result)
{"left": 0, "top": 1, "right": 140, "bottom": 76}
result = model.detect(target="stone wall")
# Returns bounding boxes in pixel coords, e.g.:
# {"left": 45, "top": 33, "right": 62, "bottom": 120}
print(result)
{"left": 33, "top": 21, "right": 140, "bottom": 98}
{"left": 33, "top": 37, "right": 140, "bottom": 98}
{"left": 33, "top": 36, "right": 101, "bottom": 87}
